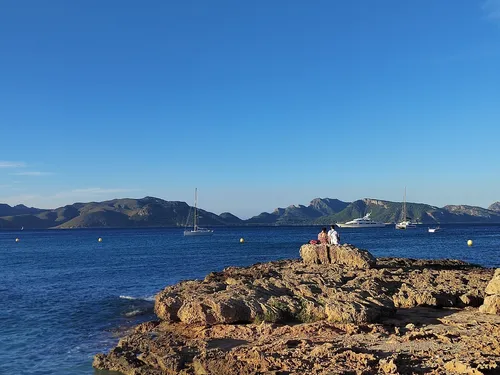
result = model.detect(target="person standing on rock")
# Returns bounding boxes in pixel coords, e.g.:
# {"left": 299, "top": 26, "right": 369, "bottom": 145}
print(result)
{"left": 328, "top": 224, "right": 340, "bottom": 245}
{"left": 318, "top": 227, "right": 328, "bottom": 244}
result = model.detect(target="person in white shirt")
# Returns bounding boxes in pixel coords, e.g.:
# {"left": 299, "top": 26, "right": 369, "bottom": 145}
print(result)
{"left": 328, "top": 224, "right": 340, "bottom": 245}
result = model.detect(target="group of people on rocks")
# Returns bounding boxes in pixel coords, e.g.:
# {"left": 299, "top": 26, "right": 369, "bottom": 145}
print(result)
{"left": 318, "top": 225, "right": 340, "bottom": 245}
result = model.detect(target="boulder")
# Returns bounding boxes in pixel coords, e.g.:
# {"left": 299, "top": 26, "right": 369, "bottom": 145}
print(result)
{"left": 300, "top": 243, "right": 331, "bottom": 264}
{"left": 330, "top": 243, "right": 376, "bottom": 269}
{"left": 480, "top": 269, "right": 500, "bottom": 315}
{"left": 485, "top": 269, "right": 500, "bottom": 295}
{"left": 300, "top": 243, "right": 376, "bottom": 269}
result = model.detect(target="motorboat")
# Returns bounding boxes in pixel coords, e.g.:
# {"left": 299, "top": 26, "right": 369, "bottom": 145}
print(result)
{"left": 428, "top": 227, "right": 441, "bottom": 233}
{"left": 184, "top": 188, "right": 214, "bottom": 236}
{"left": 336, "top": 213, "right": 386, "bottom": 228}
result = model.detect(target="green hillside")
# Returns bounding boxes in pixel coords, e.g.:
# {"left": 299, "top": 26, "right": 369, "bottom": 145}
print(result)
{"left": 246, "top": 198, "right": 350, "bottom": 225}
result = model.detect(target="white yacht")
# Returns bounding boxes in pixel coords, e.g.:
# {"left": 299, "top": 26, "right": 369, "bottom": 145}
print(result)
{"left": 337, "top": 213, "right": 386, "bottom": 228}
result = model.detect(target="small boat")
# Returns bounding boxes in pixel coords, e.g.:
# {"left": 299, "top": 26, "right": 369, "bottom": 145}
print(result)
{"left": 428, "top": 227, "right": 441, "bottom": 233}
{"left": 184, "top": 188, "right": 214, "bottom": 236}
{"left": 395, "top": 187, "right": 417, "bottom": 230}
{"left": 337, "top": 213, "right": 386, "bottom": 228}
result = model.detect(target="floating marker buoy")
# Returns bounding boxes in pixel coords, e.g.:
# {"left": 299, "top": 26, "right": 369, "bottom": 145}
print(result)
{"left": 240, "top": 238, "right": 245, "bottom": 243}
{"left": 98, "top": 238, "right": 103, "bottom": 242}
{"left": 15, "top": 238, "right": 20, "bottom": 242}
{"left": 467, "top": 239, "right": 473, "bottom": 247}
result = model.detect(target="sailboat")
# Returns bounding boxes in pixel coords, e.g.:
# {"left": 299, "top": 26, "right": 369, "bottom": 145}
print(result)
{"left": 395, "top": 187, "right": 417, "bottom": 230}
{"left": 183, "top": 188, "right": 214, "bottom": 236}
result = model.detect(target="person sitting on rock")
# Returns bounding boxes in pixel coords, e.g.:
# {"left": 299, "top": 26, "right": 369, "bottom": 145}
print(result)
{"left": 318, "top": 227, "right": 328, "bottom": 244}
{"left": 328, "top": 224, "right": 340, "bottom": 245}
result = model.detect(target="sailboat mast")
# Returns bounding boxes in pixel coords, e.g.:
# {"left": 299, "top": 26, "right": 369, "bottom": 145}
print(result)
{"left": 194, "top": 188, "right": 197, "bottom": 230}
{"left": 403, "top": 186, "right": 407, "bottom": 220}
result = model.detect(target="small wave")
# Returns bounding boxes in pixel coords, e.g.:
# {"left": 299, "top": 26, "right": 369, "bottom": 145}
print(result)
{"left": 119, "top": 295, "right": 155, "bottom": 301}
{"left": 123, "top": 309, "right": 146, "bottom": 317}
{"left": 119, "top": 295, "right": 136, "bottom": 300}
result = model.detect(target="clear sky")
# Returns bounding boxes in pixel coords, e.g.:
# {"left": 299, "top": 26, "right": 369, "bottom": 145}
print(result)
{"left": 1, "top": 0, "right": 499, "bottom": 218}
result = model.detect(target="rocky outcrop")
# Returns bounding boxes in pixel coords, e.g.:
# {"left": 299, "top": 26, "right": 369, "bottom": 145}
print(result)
{"left": 155, "top": 258, "right": 392, "bottom": 326}
{"left": 480, "top": 268, "right": 500, "bottom": 314}
{"left": 299, "top": 243, "right": 376, "bottom": 269}
{"left": 94, "top": 248, "right": 499, "bottom": 375}
{"left": 94, "top": 308, "right": 500, "bottom": 375}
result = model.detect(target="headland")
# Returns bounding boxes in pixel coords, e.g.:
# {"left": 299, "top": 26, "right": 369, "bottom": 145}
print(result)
{"left": 94, "top": 243, "right": 500, "bottom": 374}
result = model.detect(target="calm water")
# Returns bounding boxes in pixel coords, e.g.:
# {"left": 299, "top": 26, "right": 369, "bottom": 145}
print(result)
{"left": 1, "top": 225, "right": 499, "bottom": 375}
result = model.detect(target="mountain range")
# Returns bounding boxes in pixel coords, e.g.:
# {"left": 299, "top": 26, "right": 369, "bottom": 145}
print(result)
{"left": 1, "top": 196, "right": 500, "bottom": 229}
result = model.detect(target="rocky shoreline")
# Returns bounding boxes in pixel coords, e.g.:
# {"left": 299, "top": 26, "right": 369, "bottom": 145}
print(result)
{"left": 94, "top": 244, "right": 500, "bottom": 374}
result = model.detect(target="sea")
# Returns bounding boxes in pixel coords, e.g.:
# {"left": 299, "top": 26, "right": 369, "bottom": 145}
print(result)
{"left": 1, "top": 225, "right": 499, "bottom": 375}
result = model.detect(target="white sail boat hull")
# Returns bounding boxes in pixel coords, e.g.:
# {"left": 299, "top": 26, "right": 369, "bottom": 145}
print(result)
{"left": 184, "top": 229, "right": 214, "bottom": 236}
{"left": 395, "top": 221, "right": 417, "bottom": 230}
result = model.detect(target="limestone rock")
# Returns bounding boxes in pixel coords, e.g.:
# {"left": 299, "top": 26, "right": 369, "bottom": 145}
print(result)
{"left": 480, "top": 268, "right": 500, "bottom": 315}
{"left": 480, "top": 295, "right": 500, "bottom": 315}
{"left": 155, "top": 258, "right": 388, "bottom": 325}
{"left": 300, "top": 243, "right": 376, "bottom": 269}
{"left": 324, "top": 292, "right": 395, "bottom": 323}
{"left": 95, "top": 253, "right": 498, "bottom": 375}
{"left": 485, "top": 268, "right": 500, "bottom": 295}
{"left": 391, "top": 267, "right": 490, "bottom": 309}
{"left": 94, "top": 308, "right": 500, "bottom": 375}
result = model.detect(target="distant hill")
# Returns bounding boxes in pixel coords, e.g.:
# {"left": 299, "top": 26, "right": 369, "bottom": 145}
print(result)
{"left": 0, "top": 203, "right": 45, "bottom": 217}
{"left": 489, "top": 202, "right": 500, "bottom": 212}
{"left": 246, "top": 198, "right": 349, "bottom": 225}
{"left": 1, "top": 196, "right": 500, "bottom": 229}
{"left": 219, "top": 212, "right": 244, "bottom": 225}
{"left": 315, "top": 199, "right": 441, "bottom": 225}
{"left": 245, "top": 198, "right": 500, "bottom": 225}
{"left": 0, "top": 197, "right": 241, "bottom": 229}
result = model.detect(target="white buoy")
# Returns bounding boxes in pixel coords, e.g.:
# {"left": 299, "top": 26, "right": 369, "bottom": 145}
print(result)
{"left": 15, "top": 238, "right": 20, "bottom": 243}
{"left": 467, "top": 239, "right": 473, "bottom": 247}
{"left": 98, "top": 237, "right": 103, "bottom": 242}
{"left": 240, "top": 238, "right": 245, "bottom": 243}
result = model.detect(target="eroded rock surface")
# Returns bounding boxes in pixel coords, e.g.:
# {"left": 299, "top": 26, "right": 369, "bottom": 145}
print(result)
{"left": 94, "top": 248, "right": 498, "bottom": 375}
{"left": 154, "top": 258, "right": 394, "bottom": 326}
{"left": 300, "top": 243, "right": 376, "bottom": 269}
{"left": 480, "top": 268, "right": 500, "bottom": 315}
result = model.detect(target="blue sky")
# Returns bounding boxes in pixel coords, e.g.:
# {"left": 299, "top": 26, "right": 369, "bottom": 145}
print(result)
{"left": 1, "top": 0, "right": 499, "bottom": 218}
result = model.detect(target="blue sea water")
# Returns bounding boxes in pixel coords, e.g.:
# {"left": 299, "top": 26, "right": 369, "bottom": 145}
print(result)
{"left": 0, "top": 225, "right": 499, "bottom": 375}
